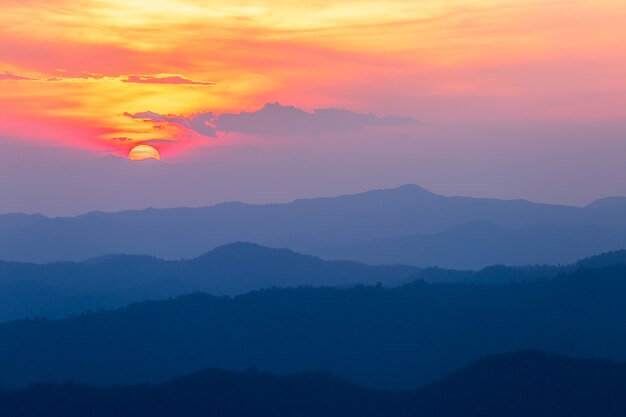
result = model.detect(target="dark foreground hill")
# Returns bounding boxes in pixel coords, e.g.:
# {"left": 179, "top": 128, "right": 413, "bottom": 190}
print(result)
{"left": 411, "top": 351, "right": 626, "bottom": 417}
{"left": 2, "top": 185, "right": 626, "bottom": 266}
{"left": 1, "top": 351, "right": 625, "bottom": 417}
{"left": 1, "top": 265, "right": 626, "bottom": 389}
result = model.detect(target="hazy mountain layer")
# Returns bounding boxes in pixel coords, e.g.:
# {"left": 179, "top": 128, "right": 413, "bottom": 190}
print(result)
{"left": 2, "top": 185, "right": 625, "bottom": 265}
{"left": 1, "top": 265, "right": 626, "bottom": 389}
{"left": 312, "top": 222, "right": 626, "bottom": 269}
{"left": 0, "top": 242, "right": 417, "bottom": 322}
{"left": 2, "top": 242, "right": 624, "bottom": 322}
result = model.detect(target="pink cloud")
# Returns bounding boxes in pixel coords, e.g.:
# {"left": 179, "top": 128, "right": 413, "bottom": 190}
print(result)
{"left": 0, "top": 71, "right": 35, "bottom": 81}
{"left": 122, "top": 74, "right": 214, "bottom": 86}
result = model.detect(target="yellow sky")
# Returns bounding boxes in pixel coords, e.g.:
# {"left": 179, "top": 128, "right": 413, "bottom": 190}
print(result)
{"left": 1, "top": 0, "right": 625, "bottom": 155}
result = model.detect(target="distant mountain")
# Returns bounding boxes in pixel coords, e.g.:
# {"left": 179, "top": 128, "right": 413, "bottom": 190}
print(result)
{"left": 409, "top": 264, "right": 564, "bottom": 285}
{"left": 0, "top": 242, "right": 417, "bottom": 322}
{"left": 313, "top": 222, "right": 626, "bottom": 269}
{"left": 2, "top": 351, "right": 626, "bottom": 417}
{"left": 1, "top": 265, "right": 626, "bottom": 389}
{"left": 355, "top": 249, "right": 626, "bottom": 285}
{"left": 575, "top": 249, "right": 626, "bottom": 268}
{"left": 0, "top": 213, "right": 46, "bottom": 231}
{"left": 1, "top": 185, "right": 625, "bottom": 265}
{"left": 586, "top": 196, "right": 626, "bottom": 209}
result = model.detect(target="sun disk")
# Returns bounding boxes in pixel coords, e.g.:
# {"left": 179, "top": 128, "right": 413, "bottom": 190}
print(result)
{"left": 128, "top": 144, "right": 161, "bottom": 161}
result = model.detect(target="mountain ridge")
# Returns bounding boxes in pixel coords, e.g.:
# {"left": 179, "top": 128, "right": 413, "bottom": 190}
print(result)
{"left": 0, "top": 242, "right": 418, "bottom": 322}
{"left": 314, "top": 221, "right": 626, "bottom": 268}
{"left": 2, "top": 264, "right": 626, "bottom": 389}
{"left": 1, "top": 351, "right": 626, "bottom": 417}
{"left": 1, "top": 243, "right": 625, "bottom": 322}
{"left": 2, "top": 184, "right": 626, "bottom": 266}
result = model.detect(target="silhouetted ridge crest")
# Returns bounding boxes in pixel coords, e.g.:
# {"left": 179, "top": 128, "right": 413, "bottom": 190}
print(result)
{"left": 576, "top": 249, "right": 626, "bottom": 268}
{"left": 2, "top": 351, "right": 626, "bottom": 416}
{"left": 190, "top": 241, "right": 293, "bottom": 260}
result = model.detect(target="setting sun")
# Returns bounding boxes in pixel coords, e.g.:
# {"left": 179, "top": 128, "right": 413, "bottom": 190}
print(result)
{"left": 128, "top": 144, "right": 161, "bottom": 161}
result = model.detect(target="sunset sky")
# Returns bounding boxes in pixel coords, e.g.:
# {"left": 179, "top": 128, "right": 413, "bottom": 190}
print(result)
{"left": 2, "top": 0, "right": 626, "bottom": 214}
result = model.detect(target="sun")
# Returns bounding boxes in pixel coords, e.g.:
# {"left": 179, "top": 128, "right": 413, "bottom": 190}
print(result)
{"left": 128, "top": 144, "right": 161, "bottom": 161}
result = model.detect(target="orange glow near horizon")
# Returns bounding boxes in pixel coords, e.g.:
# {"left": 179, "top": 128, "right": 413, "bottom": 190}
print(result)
{"left": 1, "top": 0, "right": 626, "bottom": 157}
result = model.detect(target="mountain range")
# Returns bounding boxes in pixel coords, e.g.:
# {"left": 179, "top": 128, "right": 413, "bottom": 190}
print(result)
{"left": 2, "top": 242, "right": 624, "bottom": 322}
{"left": 2, "top": 264, "right": 626, "bottom": 389}
{"left": 3, "top": 184, "right": 626, "bottom": 413}
{"left": 2, "top": 185, "right": 626, "bottom": 267}
{"left": 0, "top": 242, "right": 416, "bottom": 321}
{"left": 2, "top": 351, "right": 625, "bottom": 417}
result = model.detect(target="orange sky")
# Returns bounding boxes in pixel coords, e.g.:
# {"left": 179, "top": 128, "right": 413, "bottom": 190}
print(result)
{"left": 1, "top": 0, "right": 625, "bottom": 158}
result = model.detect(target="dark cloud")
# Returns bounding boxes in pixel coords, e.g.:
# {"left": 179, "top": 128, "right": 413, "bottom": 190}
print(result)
{"left": 125, "top": 111, "right": 217, "bottom": 137}
{"left": 215, "top": 103, "right": 415, "bottom": 136}
{"left": 187, "top": 113, "right": 217, "bottom": 137}
{"left": 125, "top": 103, "right": 415, "bottom": 139}
{"left": 122, "top": 74, "right": 215, "bottom": 86}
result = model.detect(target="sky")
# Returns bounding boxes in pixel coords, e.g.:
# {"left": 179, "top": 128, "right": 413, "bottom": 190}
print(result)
{"left": 1, "top": 0, "right": 625, "bottom": 215}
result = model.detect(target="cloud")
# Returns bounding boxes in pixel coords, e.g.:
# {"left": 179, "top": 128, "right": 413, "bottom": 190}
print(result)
{"left": 125, "top": 110, "right": 218, "bottom": 138}
{"left": 82, "top": 71, "right": 106, "bottom": 80}
{"left": 143, "top": 139, "right": 178, "bottom": 144}
{"left": 124, "top": 111, "right": 180, "bottom": 123}
{"left": 125, "top": 110, "right": 218, "bottom": 137}
{"left": 187, "top": 113, "right": 218, "bottom": 137}
{"left": 0, "top": 70, "right": 106, "bottom": 82}
{"left": 1, "top": 71, "right": 212, "bottom": 86}
{"left": 122, "top": 74, "right": 215, "bottom": 86}
{"left": 216, "top": 103, "right": 415, "bottom": 135}
{"left": 125, "top": 103, "right": 415, "bottom": 139}
{"left": 0, "top": 71, "right": 35, "bottom": 81}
